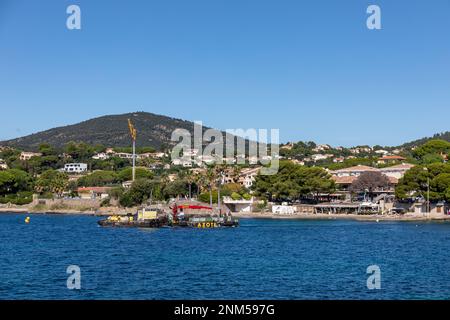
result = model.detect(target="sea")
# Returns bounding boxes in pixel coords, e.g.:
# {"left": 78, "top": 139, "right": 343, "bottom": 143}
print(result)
{"left": 1, "top": 213, "right": 450, "bottom": 300}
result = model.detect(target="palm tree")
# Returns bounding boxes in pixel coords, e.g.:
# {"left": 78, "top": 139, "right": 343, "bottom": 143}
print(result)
{"left": 231, "top": 165, "right": 241, "bottom": 184}
{"left": 205, "top": 167, "right": 217, "bottom": 208}
{"left": 213, "top": 164, "right": 227, "bottom": 211}
{"left": 186, "top": 173, "right": 197, "bottom": 200}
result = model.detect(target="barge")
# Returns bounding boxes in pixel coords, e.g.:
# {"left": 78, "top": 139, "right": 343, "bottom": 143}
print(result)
{"left": 98, "top": 203, "right": 239, "bottom": 229}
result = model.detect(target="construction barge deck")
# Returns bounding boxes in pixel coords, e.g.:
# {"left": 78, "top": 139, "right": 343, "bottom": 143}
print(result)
{"left": 98, "top": 204, "right": 239, "bottom": 229}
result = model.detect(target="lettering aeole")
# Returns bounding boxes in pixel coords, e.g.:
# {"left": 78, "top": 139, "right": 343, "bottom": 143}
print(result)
{"left": 66, "top": 5, "right": 81, "bottom": 30}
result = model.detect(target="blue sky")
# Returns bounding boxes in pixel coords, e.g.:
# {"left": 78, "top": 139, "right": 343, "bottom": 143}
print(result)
{"left": 0, "top": 0, "right": 449, "bottom": 146}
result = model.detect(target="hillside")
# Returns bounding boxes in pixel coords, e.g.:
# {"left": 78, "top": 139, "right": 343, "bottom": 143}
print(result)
{"left": 399, "top": 131, "right": 450, "bottom": 149}
{"left": 0, "top": 112, "right": 212, "bottom": 151}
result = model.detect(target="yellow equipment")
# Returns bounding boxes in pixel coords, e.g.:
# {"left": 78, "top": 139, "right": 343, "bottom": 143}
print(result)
{"left": 138, "top": 209, "right": 158, "bottom": 221}
{"left": 128, "top": 119, "right": 137, "bottom": 141}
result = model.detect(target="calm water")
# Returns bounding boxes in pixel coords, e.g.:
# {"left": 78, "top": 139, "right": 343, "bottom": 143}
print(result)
{"left": 1, "top": 213, "right": 450, "bottom": 300}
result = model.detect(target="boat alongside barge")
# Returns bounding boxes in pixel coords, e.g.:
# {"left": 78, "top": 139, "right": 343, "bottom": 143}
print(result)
{"left": 97, "top": 203, "right": 239, "bottom": 229}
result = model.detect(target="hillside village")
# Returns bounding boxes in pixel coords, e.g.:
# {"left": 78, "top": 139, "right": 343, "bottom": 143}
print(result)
{"left": 1, "top": 136, "right": 450, "bottom": 218}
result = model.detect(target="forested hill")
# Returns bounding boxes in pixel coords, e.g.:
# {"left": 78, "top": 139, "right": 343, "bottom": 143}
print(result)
{"left": 399, "top": 132, "right": 450, "bottom": 149}
{"left": 0, "top": 112, "right": 210, "bottom": 151}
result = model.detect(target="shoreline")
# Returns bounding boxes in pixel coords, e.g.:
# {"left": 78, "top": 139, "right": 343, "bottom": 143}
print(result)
{"left": 232, "top": 212, "right": 450, "bottom": 222}
{"left": 1, "top": 207, "right": 450, "bottom": 222}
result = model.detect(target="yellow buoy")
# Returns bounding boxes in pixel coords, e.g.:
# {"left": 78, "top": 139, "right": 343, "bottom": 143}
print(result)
{"left": 25, "top": 216, "right": 30, "bottom": 224}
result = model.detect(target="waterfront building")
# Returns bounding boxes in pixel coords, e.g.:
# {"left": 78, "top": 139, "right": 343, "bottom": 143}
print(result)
{"left": 223, "top": 196, "right": 254, "bottom": 212}
{"left": 77, "top": 187, "right": 111, "bottom": 200}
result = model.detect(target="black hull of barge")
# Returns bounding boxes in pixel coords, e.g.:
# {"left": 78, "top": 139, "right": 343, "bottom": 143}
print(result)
{"left": 97, "top": 219, "right": 166, "bottom": 228}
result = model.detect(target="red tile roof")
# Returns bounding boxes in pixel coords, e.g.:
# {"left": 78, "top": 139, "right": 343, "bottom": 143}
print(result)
{"left": 379, "top": 155, "right": 406, "bottom": 160}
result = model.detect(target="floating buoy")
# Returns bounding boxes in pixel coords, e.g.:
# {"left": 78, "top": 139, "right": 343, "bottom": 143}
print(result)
{"left": 376, "top": 219, "right": 379, "bottom": 223}
{"left": 25, "top": 216, "right": 30, "bottom": 224}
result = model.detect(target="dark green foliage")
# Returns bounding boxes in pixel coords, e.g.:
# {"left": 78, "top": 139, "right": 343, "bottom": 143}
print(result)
{"left": 396, "top": 163, "right": 450, "bottom": 201}
{"left": 252, "top": 161, "right": 335, "bottom": 202}
{"left": 117, "top": 167, "right": 153, "bottom": 182}
{"left": 0, "top": 169, "right": 33, "bottom": 195}
{"left": 77, "top": 171, "right": 119, "bottom": 187}
{"left": 0, "top": 112, "right": 211, "bottom": 150}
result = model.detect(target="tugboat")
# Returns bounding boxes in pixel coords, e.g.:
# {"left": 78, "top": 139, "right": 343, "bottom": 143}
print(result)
{"left": 97, "top": 207, "right": 167, "bottom": 228}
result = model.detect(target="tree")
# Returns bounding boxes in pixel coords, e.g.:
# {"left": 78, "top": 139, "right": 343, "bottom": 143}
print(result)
{"left": 26, "top": 155, "right": 60, "bottom": 175}
{"left": 396, "top": 163, "right": 450, "bottom": 201}
{"left": 0, "top": 169, "right": 32, "bottom": 195}
{"left": 432, "top": 173, "right": 450, "bottom": 202}
{"left": 413, "top": 139, "right": 450, "bottom": 164}
{"left": 119, "top": 179, "right": 156, "bottom": 207}
{"left": 77, "top": 171, "right": 118, "bottom": 187}
{"left": 163, "top": 180, "right": 189, "bottom": 199}
{"left": 252, "top": 161, "right": 335, "bottom": 203}
{"left": 35, "top": 169, "right": 69, "bottom": 197}
{"left": 65, "top": 142, "right": 96, "bottom": 161}
{"left": 350, "top": 171, "right": 391, "bottom": 201}
{"left": 117, "top": 167, "right": 153, "bottom": 182}
{"left": 39, "top": 143, "right": 57, "bottom": 156}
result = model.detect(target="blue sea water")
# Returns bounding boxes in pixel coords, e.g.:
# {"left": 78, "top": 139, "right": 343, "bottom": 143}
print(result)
{"left": 1, "top": 213, "right": 450, "bottom": 300}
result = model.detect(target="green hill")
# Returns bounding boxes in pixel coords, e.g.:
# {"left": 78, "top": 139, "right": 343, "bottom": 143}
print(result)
{"left": 0, "top": 112, "right": 209, "bottom": 151}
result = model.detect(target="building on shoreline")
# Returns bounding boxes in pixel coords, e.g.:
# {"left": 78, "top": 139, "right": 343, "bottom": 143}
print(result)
{"left": 330, "top": 163, "right": 415, "bottom": 201}
{"left": 77, "top": 187, "right": 112, "bottom": 200}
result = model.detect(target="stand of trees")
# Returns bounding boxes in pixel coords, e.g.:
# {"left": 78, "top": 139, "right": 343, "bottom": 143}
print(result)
{"left": 349, "top": 171, "right": 391, "bottom": 201}
{"left": 396, "top": 163, "right": 450, "bottom": 202}
{"left": 252, "top": 161, "right": 335, "bottom": 203}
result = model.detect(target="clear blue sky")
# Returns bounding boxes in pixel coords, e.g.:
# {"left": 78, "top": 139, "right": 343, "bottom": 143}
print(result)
{"left": 0, "top": 0, "right": 449, "bottom": 146}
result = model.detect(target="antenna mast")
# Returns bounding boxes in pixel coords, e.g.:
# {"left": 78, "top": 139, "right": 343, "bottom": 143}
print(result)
{"left": 128, "top": 119, "right": 137, "bottom": 182}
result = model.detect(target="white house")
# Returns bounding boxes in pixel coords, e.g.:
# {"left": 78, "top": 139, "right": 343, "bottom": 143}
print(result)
{"left": 20, "top": 151, "right": 42, "bottom": 161}
{"left": 223, "top": 196, "right": 254, "bottom": 212}
{"left": 375, "top": 150, "right": 390, "bottom": 156}
{"left": 332, "top": 165, "right": 379, "bottom": 178}
{"left": 312, "top": 154, "right": 334, "bottom": 161}
{"left": 312, "top": 144, "right": 331, "bottom": 152}
{"left": 0, "top": 159, "right": 8, "bottom": 170}
{"left": 238, "top": 167, "right": 261, "bottom": 188}
{"left": 92, "top": 152, "right": 110, "bottom": 160}
{"left": 379, "top": 163, "right": 415, "bottom": 179}
{"left": 63, "top": 163, "right": 88, "bottom": 173}
{"left": 115, "top": 152, "right": 134, "bottom": 159}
